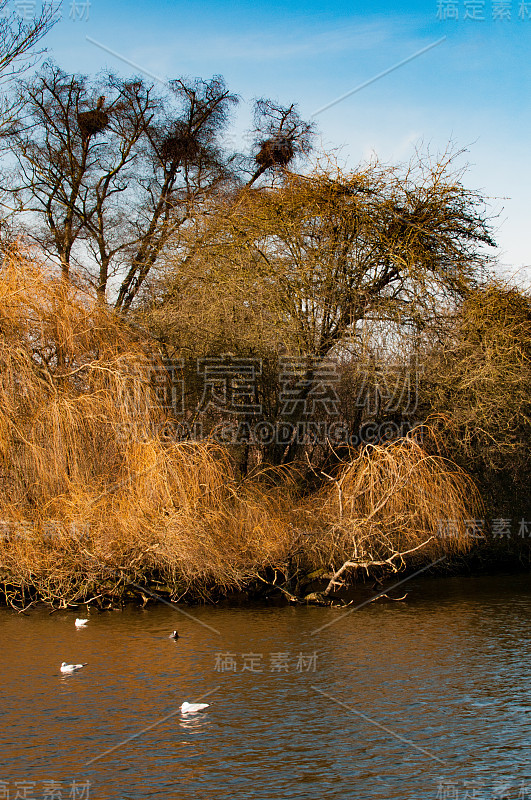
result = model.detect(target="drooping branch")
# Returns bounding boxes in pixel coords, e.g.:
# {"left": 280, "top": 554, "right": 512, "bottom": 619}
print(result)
{"left": 322, "top": 538, "right": 435, "bottom": 596}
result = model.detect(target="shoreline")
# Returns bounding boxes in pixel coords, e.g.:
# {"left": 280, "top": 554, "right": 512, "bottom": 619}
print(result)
{"left": 2, "top": 541, "right": 529, "bottom": 612}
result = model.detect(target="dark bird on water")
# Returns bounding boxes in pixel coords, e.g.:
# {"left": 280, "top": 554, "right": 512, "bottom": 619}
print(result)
{"left": 169, "top": 630, "right": 179, "bottom": 639}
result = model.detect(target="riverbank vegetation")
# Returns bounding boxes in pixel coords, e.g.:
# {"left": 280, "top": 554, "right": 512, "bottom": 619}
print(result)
{"left": 0, "top": 49, "right": 529, "bottom": 608}
{"left": 0, "top": 238, "right": 526, "bottom": 609}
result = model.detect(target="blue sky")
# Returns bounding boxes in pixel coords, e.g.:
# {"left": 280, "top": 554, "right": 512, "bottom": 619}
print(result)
{"left": 29, "top": 0, "right": 531, "bottom": 284}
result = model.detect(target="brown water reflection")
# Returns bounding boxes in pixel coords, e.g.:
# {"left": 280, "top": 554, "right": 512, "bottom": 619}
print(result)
{"left": 1, "top": 573, "right": 531, "bottom": 799}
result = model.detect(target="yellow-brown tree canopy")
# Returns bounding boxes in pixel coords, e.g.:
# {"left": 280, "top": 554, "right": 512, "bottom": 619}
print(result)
{"left": 160, "top": 157, "right": 496, "bottom": 361}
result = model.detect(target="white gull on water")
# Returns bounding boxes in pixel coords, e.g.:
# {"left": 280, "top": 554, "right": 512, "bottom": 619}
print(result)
{"left": 60, "top": 662, "right": 87, "bottom": 673}
{"left": 75, "top": 619, "right": 88, "bottom": 627}
{"left": 180, "top": 702, "right": 209, "bottom": 714}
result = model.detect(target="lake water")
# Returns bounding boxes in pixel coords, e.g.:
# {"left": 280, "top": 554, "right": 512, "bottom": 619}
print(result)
{"left": 1, "top": 573, "right": 531, "bottom": 800}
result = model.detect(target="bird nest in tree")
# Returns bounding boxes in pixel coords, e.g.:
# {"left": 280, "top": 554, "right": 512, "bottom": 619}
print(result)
{"left": 160, "top": 129, "right": 200, "bottom": 163}
{"left": 77, "top": 109, "right": 109, "bottom": 138}
{"left": 255, "top": 137, "right": 294, "bottom": 169}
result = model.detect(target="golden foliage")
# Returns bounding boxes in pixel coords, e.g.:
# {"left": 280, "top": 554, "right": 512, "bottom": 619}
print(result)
{"left": 421, "top": 282, "right": 531, "bottom": 474}
{"left": 295, "top": 434, "right": 480, "bottom": 581}
{"left": 0, "top": 250, "right": 481, "bottom": 606}
{"left": 0, "top": 250, "right": 293, "bottom": 604}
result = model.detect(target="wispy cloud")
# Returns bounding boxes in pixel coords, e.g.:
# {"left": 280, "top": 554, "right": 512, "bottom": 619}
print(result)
{"left": 200, "top": 21, "right": 392, "bottom": 61}
{"left": 119, "top": 17, "right": 400, "bottom": 73}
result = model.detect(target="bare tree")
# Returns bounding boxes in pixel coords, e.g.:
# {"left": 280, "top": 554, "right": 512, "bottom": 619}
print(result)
{"left": 0, "top": 0, "right": 56, "bottom": 136}
{"left": 3, "top": 64, "right": 158, "bottom": 287}
{"left": 0, "top": 0, "right": 55, "bottom": 79}
{"left": 247, "top": 99, "right": 315, "bottom": 186}
{"left": 115, "top": 75, "right": 238, "bottom": 312}
{"left": 2, "top": 60, "right": 317, "bottom": 309}
{"left": 2, "top": 67, "right": 237, "bottom": 303}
